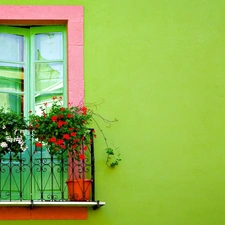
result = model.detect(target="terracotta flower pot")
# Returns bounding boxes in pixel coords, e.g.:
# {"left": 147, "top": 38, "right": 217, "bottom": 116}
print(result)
{"left": 66, "top": 179, "right": 92, "bottom": 201}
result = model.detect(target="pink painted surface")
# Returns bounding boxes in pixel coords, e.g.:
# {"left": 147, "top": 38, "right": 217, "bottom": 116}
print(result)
{"left": 0, "top": 5, "right": 84, "bottom": 105}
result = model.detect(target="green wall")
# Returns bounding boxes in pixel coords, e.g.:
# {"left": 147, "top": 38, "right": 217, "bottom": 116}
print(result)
{"left": 2, "top": 0, "right": 225, "bottom": 224}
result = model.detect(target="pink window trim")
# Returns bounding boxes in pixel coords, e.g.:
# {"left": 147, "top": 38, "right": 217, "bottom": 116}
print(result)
{"left": 0, "top": 5, "right": 84, "bottom": 106}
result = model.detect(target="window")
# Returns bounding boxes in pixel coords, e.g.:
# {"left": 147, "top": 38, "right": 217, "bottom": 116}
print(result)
{"left": 0, "top": 25, "right": 67, "bottom": 117}
{"left": 0, "top": 25, "right": 101, "bottom": 208}
{"left": 0, "top": 25, "right": 68, "bottom": 201}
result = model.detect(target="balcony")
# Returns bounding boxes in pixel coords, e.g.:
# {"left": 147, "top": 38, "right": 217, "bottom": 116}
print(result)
{"left": 0, "top": 131, "right": 105, "bottom": 210}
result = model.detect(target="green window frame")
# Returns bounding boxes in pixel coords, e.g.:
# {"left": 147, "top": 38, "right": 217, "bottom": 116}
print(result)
{"left": 0, "top": 25, "right": 68, "bottom": 201}
{"left": 0, "top": 25, "right": 67, "bottom": 118}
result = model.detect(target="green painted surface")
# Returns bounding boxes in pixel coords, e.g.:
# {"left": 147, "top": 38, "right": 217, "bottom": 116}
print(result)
{"left": 1, "top": 0, "right": 225, "bottom": 224}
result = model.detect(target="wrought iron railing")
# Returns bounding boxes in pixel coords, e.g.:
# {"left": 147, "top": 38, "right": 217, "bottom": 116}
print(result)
{"left": 0, "top": 129, "right": 104, "bottom": 208}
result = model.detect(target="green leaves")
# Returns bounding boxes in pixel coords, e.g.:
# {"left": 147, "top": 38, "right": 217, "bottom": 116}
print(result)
{"left": 106, "top": 147, "right": 114, "bottom": 155}
{"left": 106, "top": 147, "right": 121, "bottom": 168}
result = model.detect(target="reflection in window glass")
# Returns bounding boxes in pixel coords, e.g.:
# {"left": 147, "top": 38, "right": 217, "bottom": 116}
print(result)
{"left": 0, "top": 93, "right": 23, "bottom": 114}
{"left": 0, "top": 63, "right": 24, "bottom": 92}
{"left": 35, "top": 33, "right": 63, "bottom": 61}
{"left": 35, "top": 62, "right": 63, "bottom": 92}
{"left": 35, "top": 94, "right": 63, "bottom": 115}
{"left": 0, "top": 33, "right": 24, "bottom": 62}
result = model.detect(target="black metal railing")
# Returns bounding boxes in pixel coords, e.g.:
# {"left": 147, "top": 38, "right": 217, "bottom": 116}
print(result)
{"left": 0, "top": 130, "right": 96, "bottom": 203}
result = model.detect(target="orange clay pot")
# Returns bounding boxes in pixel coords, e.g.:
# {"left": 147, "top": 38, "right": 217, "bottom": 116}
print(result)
{"left": 66, "top": 179, "right": 92, "bottom": 201}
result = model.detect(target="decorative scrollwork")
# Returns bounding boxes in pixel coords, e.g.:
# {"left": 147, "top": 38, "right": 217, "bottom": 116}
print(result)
{"left": 0, "top": 136, "right": 95, "bottom": 202}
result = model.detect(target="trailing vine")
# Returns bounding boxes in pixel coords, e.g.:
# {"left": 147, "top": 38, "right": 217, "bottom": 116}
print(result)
{"left": 92, "top": 116, "right": 121, "bottom": 167}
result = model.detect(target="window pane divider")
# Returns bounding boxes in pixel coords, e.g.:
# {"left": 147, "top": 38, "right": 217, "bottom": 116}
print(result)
{"left": 0, "top": 60, "right": 25, "bottom": 64}
{"left": 34, "top": 91, "right": 63, "bottom": 95}
{"left": 0, "top": 90, "right": 24, "bottom": 94}
{"left": 34, "top": 60, "right": 64, "bottom": 63}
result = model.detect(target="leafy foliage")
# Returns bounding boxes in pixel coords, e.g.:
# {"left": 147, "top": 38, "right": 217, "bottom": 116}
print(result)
{"left": 29, "top": 97, "right": 121, "bottom": 167}
{"left": 0, "top": 96, "right": 121, "bottom": 167}
{"left": 106, "top": 147, "right": 122, "bottom": 167}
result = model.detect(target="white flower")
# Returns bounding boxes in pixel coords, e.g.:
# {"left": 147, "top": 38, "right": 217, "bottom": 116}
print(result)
{"left": 14, "top": 137, "right": 20, "bottom": 142}
{"left": 6, "top": 136, "right": 13, "bottom": 143}
{"left": 18, "top": 140, "right": 23, "bottom": 145}
{"left": 2, "top": 124, "right": 6, "bottom": 129}
{"left": 0, "top": 142, "right": 8, "bottom": 148}
{"left": 21, "top": 146, "right": 28, "bottom": 151}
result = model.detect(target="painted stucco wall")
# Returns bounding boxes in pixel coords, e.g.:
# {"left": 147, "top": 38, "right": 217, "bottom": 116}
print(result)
{"left": 1, "top": 0, "right": 225, "bottom": 225}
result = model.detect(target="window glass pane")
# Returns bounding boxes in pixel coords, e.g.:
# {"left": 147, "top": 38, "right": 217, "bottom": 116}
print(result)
{"left": 35, "top": 33, "right": 63, "bottom": 61}
{"left": 0, "top": 63, "right": 24, "bottom": 92}
{"left": 0, "top": 33, "right": 24, "bottom": 62}
{"left": 0, "top": 93, "right": 23, "bottom": 114}
{"left": 35, "top": 62, "right": 63, "bottom": 92}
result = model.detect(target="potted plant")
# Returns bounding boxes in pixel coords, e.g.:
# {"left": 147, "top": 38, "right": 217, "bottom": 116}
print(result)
{"left": 28, "top": 96, "right": 92, "bottom": 159}
{"left": 0, "top": 108, "right": 27, "bottom": 158}
{"left": 28, "top": 96, "right": 121, "bottom": 201}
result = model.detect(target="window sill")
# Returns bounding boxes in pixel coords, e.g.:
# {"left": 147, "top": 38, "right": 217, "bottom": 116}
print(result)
{"left": 0, "top": 200, "right": 105, "bottom": 210}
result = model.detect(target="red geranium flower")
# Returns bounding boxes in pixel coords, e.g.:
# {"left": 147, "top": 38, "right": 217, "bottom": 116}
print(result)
{"left": 67, "top": 114, "right": 73, "bottom": 118}
{"left": 51, "top": 116, "right": 57, "bottom": 122}
{"left": 81, "top": 106, "right": 87, "bottom": 115}
{"left": 63, "top": 134, "right": 70, "bottom": 140}
{"left": 73, "top": 138, "right": 80, "bottom": 143}
{"left": 49, "top": 137, "right": 56, "bottom": 143}
{"left": 35, "top": 142, "right": 42, "bottom": 147}
{"left": 57, "top": 120, "right": 64, "bottom": 128}
{"left": 79, "top": 154, "right": 85, "bottom": 160}
{"left": 70, "top": 132, "right": 76, "bottom": 137}
{"left": 55, "top": 139, "right": 64, "bottom": 145}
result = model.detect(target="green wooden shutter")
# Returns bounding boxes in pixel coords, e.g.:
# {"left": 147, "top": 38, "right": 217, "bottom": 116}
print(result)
{"left": 30, "top": 26, "right": 67, "bottom": 200}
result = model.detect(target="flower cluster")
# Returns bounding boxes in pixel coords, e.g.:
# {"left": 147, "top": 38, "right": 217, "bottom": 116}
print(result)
{"left": 28, "top": 97, "right": 93, "bottom": 159}
{"left": 0, "top": 108, "right": 27, "bottom": 157}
